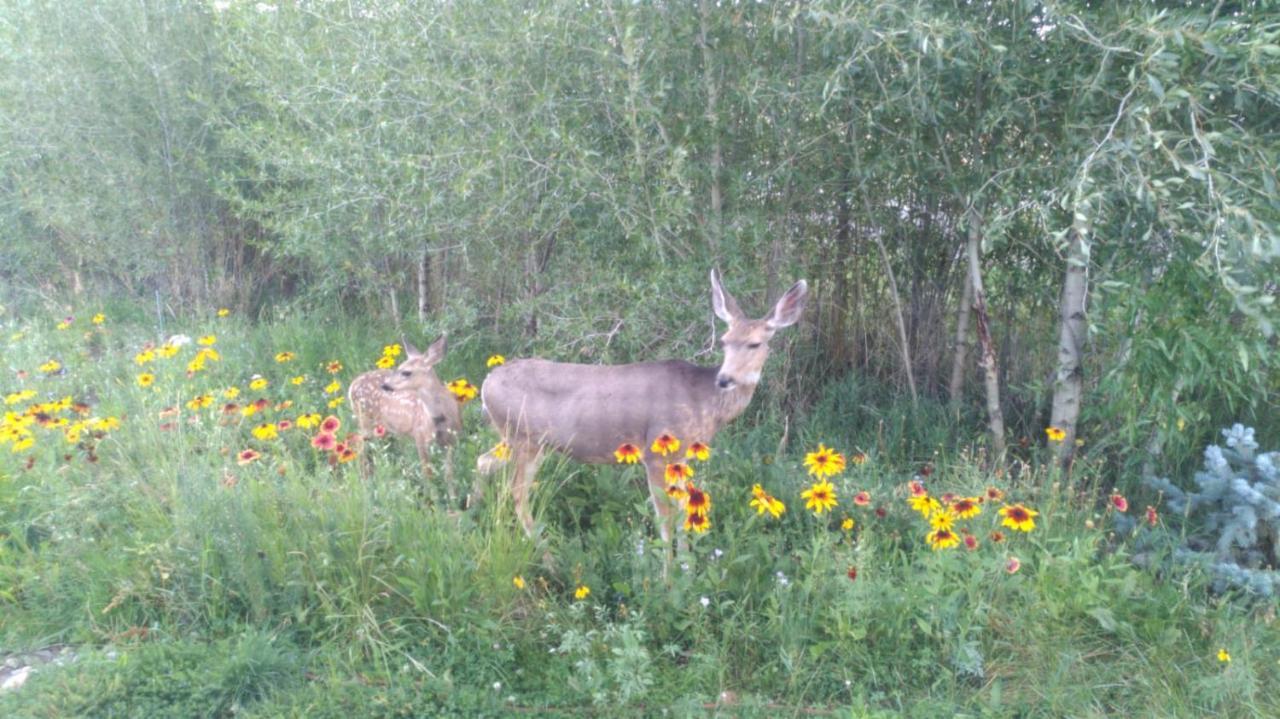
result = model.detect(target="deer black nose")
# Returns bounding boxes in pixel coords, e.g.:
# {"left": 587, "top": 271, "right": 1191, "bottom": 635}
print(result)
{"left": 380, "top": 383, "right": 394, "bottom": 392}
{"left": 717, "top": 376, "right": 734, "bottom": 390}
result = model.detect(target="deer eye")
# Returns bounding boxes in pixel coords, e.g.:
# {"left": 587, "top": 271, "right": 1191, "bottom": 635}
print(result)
{"left": 747, "top": 342, "right": 762, "bottom": 350}
{"left": 400, "top": 370, "right": 413, "bottom": 377}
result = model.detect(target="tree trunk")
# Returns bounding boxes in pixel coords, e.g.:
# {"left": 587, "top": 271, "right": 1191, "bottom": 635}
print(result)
{"left": 1049, "top": 212, "right": 1091, "bottom": 469}
{"left": 417, "top": 246, "right": 432, "bottom": 323}
{"left": 948, "top": 260, "right": 974, "bottom": 416}
{"left": 966, "top": 208, "right": 1006, "bottom": 459}
{"left": 698, "top": 0, "right": 722, "bottom": 257}
{"left": 872, "top": 230, "right": 918, "bottom": 404}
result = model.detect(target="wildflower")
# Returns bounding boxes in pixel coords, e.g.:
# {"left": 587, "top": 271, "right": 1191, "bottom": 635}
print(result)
{"left": 91, "top": 313, "right": 105, "bottom": 325}
{"left": 963, "top": 534, "right": 979, "bottom": 550}
{"left": 5, "top": 390, "right": 37, "bottom": 405}
{"left": 803, "top": 443, "right": 846, "bottom": 478}
{"left": 950, "top": 497, "right": 982, "bottom": 519}
{"left": 323, "top": 380, "right": 341, "bottom": 394}
{"left": 650, "top": 433, "right": 680, "bottom": 456}
{"left": 847, "top": 566, "right": 858, "bottom": 581}
{"left": 574, "top": 585, "right": 590, "bottom": 600}
{"left": 297, "top": 413, "right": 322, "bottom": 430}
{"left": 197, "top": 335, "right": 217, "bottom": 346}
{"left": 159, "top": 406, "right": 180, "bottom": 419}
{"left": 158, "top": 343, "right": 180, "bottom": 358}
{"left": 685, "top": 441, "right": 711, "bottom": 461}
{"left": 274, "top": 351, "right": 296, "bottom": 363}
{"left": 39, "top": 360, "right": 61, "bottom": 373}
{"left": 252, "top": 423, "right": 279, "bottom": 441}
{"left": 237, "top": 449, "right": 261, "bottom": 465}
{"left": 985, "top": 486, "right": 1005, "bottom": 502}
{"left": 1217, "top": 648, "right": 1231, "bottom": 663}
{"left": 186, "top": 394, "right": 214, "bottom": 410}
{"left": 224, "top": 386, "right": 240, "bottom": 399}
{"left": 197, "top": 347, "right": 221, "bottom": 363}
{"left": 89, "top": 416, "right": 120, "bottom": 432}
{"left": 926, "top": 528, "right": 960, "bottom": 550}
{"left": 853, "top": 491, "right": 871, "bottom": 506}
{"left": 289, "top": 375, "right": 306, "bottom": 386}
{"left": 373, "top": 425, "right": 387, "bottom": 438}
{"left": 801, "top": 479, "right": 839, "bottom": 515}
{"left": 326, "top": 361, "right": 343, "bottom": 374}
{"left": 665, "top": 484, "right": 688, "bottom": 503}
{"left": 382, "top": 343, "right": 402, "bottom": 358}
{"left": 929, "top": 510, "right": 956, "bottom": 531}
{"left": 990, "top": 531, "right": 1006, "bottom": 543}
{"left": 493, "top": 442, "right": 511, "bottom": 460}
{"left": 447, "top": 379, "right": 477, "bottom": 402}
{"left": 850, "top": 451, "right": 867, "bottom": 465}
{"left": 749, "top": 484, "right": 786, "bottom": 518}
{"left": 909, "top": 494, "right": 942, "bottom": 518}
{"left": 841, "top": 517, "right": 855, "bottom": 532}
{"left": 55, "top": 318, "right": 71, "bottom": 330}
{"left": 137, "top": 373, "right": 156, "bottom": 388}
{"left": 337, "top": 446, "right": 358, "bottom": 463}
{"left": 684, "top": 511, "right": 710, "bottom": 533}
{"left": 217, "top": 308, "right": 230, "bottom": 317}
{"left": 251, "top": 377, "right": 270, "bottom": 391}
{"left": 1146, "top": 505, "right": 1159, "bottom": 527}
{"left": 487, "top": 354, "right": 506, "bottom": 368}
{"left": 664, "top": 462, "right": 694, "bottom": 484}
{"left": 327, "top": 397, "right": 344, "bottom": 408}
{"left": 241, "top": 403, "right": 259, "bottom": 417}
{"left": 276, "top": 420, "right": 293, "bottom": 432}
{"left": 375, "top": 356, "right": 396, "bottom": 369}
{"left": 1110, "top": 493, "right": 1129, "bottom": 512}
{"left": 1006, "top": 556, "right": 1021, "bottom": 574}
{"left": 684, "top": 483, "right": 711, "bottom": 517}
{"left": 699, "top": 596, "right": 710, "bottom": 608}
{"left": 513, "top": 576, "right": 526, "bottom": 590}
{"left": 999, "top": 504, "right": 1039, "bottom": 533}
{"left": 1045, "top": 426, "right": 1066, "bottom": 442}
{"left": 908, "top": 479, "right": 928, "bottom": 497}
{"left": 312, "top": 433, "right": 337, "bottom": 451}
{"left": 320, "top": 416, "right": 341, "bottom": 433}
{"left": 614, "top": 443, "right": 642, "bottom": 464}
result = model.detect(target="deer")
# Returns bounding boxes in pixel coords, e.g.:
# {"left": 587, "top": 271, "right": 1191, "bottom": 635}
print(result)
{"left": 348, "top": 335, "right": 464, "bottom": 503}
{"left": 478, "top": 269, "right": 807, "bottom": 555}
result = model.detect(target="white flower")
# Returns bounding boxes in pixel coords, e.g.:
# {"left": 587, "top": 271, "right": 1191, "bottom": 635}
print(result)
{"left": 700, "top": 596, "right": 710, "bottom": 607}
{"left": 775, "top": 570, "right": 790, "bottom": 586}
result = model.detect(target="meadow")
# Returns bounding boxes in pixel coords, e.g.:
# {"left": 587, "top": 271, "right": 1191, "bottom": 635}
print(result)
{"left": 0, "top": 305, "right": 1275, "bottom": 718}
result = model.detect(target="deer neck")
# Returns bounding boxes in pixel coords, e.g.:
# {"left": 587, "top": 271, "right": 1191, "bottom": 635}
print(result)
{"left": 711, "top": 380, "right": 757, "bottom": 428}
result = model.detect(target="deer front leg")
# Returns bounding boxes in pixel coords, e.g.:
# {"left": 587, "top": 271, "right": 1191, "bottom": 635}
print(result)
{"left": 510, "top": 446, "right": 545, "bottom": 539}
{"left": 644, "top": 458, "right": 683, "bottom": 572}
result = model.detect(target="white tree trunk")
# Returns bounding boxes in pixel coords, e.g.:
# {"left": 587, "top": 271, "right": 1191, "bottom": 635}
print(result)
{"left": 1049, "top": 211, "right": 1091, "bottom": 468}
{"left": 966, "top": 208, "right": 1005, "bottom": 459}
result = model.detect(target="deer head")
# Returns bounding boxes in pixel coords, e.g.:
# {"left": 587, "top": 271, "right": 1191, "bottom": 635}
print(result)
{"left": 379, "top": 335, "right": 448, "bottom": 393}
{"left": 710, "top": 268, "right": 807, "bottom": 391}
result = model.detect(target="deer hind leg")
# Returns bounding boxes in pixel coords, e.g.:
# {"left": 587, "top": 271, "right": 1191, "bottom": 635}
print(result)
{"left": 644, "top": 458, "right": 683, "bottom": 568}
{"left": 510, "top": 445, "right": 545, "bottom": 538}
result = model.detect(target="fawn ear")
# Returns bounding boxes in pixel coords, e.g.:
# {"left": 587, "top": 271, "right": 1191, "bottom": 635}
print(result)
{"left": 423, "top": 334, "right": 447, "bottom": 365}
{"left": 402, "top": 337, "right": 421, "bottom": 357}
{"left": 710, "top": 268, "right": 744, "bottom": 324}
{"left": 766, "top": 280, "right": 808, "bottom": 329}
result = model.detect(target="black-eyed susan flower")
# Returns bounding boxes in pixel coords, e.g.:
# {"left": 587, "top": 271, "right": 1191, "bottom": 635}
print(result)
{"left": 841, "top": 517, "right": 855, "bottom": 531}
{"left": 926, "top": 528, "right": 960, "bottom": 550}
{"left": 803, "top": 443, "right": 846, "bottom": 478}
{"left": 684, "top": 511, "right": 710, "bottom": 533}
{"left": 1045, "top": 426, "right": 1066, "bottom": 442}
{"left": 651, "top": 433, "right": 680, "bottom": 456}
{"left": 908, "top": 494, "right": 942, "bottom": 519}
{"left": 55, "top": 318, "right": 72, "bottom": 330}
{"left": 574, "top": 585, "right": 590, "bottom": 600}
{"left": 1217, "top": 648, "right": 1231, "bottom": 663}
{"left": 38, "top": 360, "right": 61, "bottom": 373}
{"left": 252, "top": 423, "right": 279, "bottom": 441}
{"left": 323, "top": 380, "right": 341, "bottom": 394}
{"left": 158, "top": 343, "right": 180, "bottom": 358}
{"left": 664, "top": 462, "right": 694, "bottom": 484}
{"left": 297, "top": 413, "right": 322, "bottom": 430}
{"left": 275, "top": 351, "right": 296, "bottom": 363}
{"left": 290, "top": 375, "right": 306, "bottom": 386}
{"left": 250, "top": 377, "right": 270, "bottom": 391}
{"left": 197, "top": 335, "right": 217, "bottom": 346}
{"left": 224, "top": 386, "right": 240, "bottom": 399}
{"left": 614, "top": 443, "right": 642, "bottom": 464}
{"left": 91, "top": 313, "right": 105, "bottom": 325}
{"left": 493, "top": 442, "right": 511, "bottom": 461}
{"left": 137, "top": 373, "right": 155, "bottom": 388}
{"left": 950, "top": 497, "right": 982, "bottom": 519}
{"left": 487, "top": 354, "right": 506, "bottom": 368}
{"left": 685, "top": 441, "right": 711, "bottom": 461}
{"left": 929, "top": 510, "right": 956, "bottom": 531}
{"left": 802, "top": 479, "right": 838, "bottom": 515}
{"left": 382, "top": 343, "right": 402, "bottom": 358}
{"left": 327, "top": 397, "right": 344, "bottom": 408}
{"left": 749, "top": 484, "right": 786, "bottom": 518}
{"left": 375, "top": 356, "right": 396, "bottom": 369}
{"left": 999, "top": 504, "right": 1039, "bottom": 532}
{"left": 186, "top": 394, "right": 214, "bottom": 410}
{"left": 1110, "top": 493, "right": 1128, "bottom": 512}
{"left": 665, "top": 484, "right": 688, "bottom": 503}
{"left": 684, "top": 483, "right": 711, "bottom": 517}
{"left": 513, "top": 576, "right": 526, "bottom": 590}
{"left": 237, "top": 449, "right": 261, "bottom": 465}
{"left": 447, "top": 379, "right": 477, "bottom": 402}
{"left": 217, "top": 308, "right": 230, "bottom": 317}
{"left": 853, "top": 490, "right": 871, "bottom": 506}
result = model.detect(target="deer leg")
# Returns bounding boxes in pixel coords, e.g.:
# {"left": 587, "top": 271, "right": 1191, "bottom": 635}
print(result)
{"left": 644, "top": 459, "right": 682, "bottom": 571}
{"left": 511, "top": 446, "right": 545, "bottom": 538}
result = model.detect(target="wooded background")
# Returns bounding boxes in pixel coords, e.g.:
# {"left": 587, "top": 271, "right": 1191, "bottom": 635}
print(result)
{"left": 1, "top": 0, "right": 1277, "bottom": 477}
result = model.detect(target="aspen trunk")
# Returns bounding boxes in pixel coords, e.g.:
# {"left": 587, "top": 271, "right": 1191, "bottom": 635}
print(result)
{"left": 417, "top": 246, "right": 432, "bottom": 323}
{"left": 873, "top": 231, "right": 918, "bottom": 404}
{"left": 966, "top": 209, "right": 1005, "bottom": 459}
{"left": 698, "top": 0, "right": 722, "bottom": 256}
{"left": 1049, "top": 213, "right": 1090, "bottom": 469}
{"left": 948, "top": 263, "right": 974, "bottom": 416}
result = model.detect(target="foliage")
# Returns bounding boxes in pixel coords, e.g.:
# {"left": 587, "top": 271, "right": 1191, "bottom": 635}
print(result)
{"left": 1148, "top": 424, "right": 1280, "bottom": 597}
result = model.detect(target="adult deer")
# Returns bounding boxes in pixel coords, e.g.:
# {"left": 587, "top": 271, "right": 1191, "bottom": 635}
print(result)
{"left": 479, "top": 269, "right": 807, "bottom": 547}
{"left": 348, "top": 336, "right": 463, "bottom": 502}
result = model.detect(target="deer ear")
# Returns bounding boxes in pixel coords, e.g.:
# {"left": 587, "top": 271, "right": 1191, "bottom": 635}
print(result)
{"left": 423, "top": 334, "right": 447, "bottom": 365}
{"left": 710, "top": 268, "right": 744, "bottom": 323}
{"left": 402, "top": 337, "right": 421, "bottom": 357}
{"left": 766, "top": 279, "right": 808, "bottom": 329}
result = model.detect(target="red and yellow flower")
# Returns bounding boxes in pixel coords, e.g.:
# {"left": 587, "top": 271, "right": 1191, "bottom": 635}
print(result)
{"left": 685, "top": 441, "right": 711, "bottom": 461}
{"left": 926, "top": 528, "right": 960, "bottom": 550}
{"left": 664, "top": 462, "right": 694, "bottom": 484}
{"left": 614, "top": 443, "right": 642, "bottom": 464}
{"left": 998, "top": 503, "right": 1039, "bottom": 532}
{"left": 650, "top": 433, "right": 680, "bottom": 456}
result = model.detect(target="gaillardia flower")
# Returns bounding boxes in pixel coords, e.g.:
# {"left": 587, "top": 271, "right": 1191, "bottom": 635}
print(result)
{"left": 999, "top": 503, "right": 1039, "bottom": 532}
{"left": 614, "top": 443, "right": 642, "bottom": 464}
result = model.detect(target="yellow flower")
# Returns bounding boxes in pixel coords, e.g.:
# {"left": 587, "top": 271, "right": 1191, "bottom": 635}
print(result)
{"left": 198, "top": 347, "right": 220, "bottom": 362}
{"left": 382, "top": 343, "right": 402, "bottom": 358}
{"left": 493, "top": 442, "right": 511, "bottom": 461}
{"left": 1218, "top": 648, "right": 1231, "bottom": 663}
{"left": 324, "top": 380, "right": 341, "bottom": 394}
{"left": 224, "top": 386, "right": 240, "bottom": 399}
{"left": 158, "top": 343, "right": 180, "bottom": 358}
{"left": 650, "top": 433, "right": 680, "bottom": 456}
{"left": 801, "top": 480, "right": 838, "bottom": 515}
{"left": 135, "top": 349, "right": 156, "bottom": 365}
{"left": 186, "top": 394, "right": 214, "bottom": 410}
{"left": 327, "top": 397, "right": 344, "bottom": 408}
{"left": 274, "top": 351, "right": 296, "bottom": 363}
{"left": 89, "top": 416, "right": 121, "bottom": 432}
{"left": 197, "top": 335, "right": 217, "bottom": 346}
{"left": 241, "top": 403, "right": 259, "bottom": 417}
{"left": 252, "top": 423, "right": 279, "bottom": 441}
{"left": 137, "top": 373, "right": 155, "bottom": 388}
{"left": 926, "top": 528, "right": 961, "bottom": 550}
{"left": 290, "top": 376, "right": 306, "bottom": 385}
{"left": 447, "top": 379, "right": 477, "bottom": 402}
{"left": 487, "top": 354, "right": 506, "bottom": 368}
{"left": 217, "top": 308, "right": 230, "bottom": 317}
{"left": 513, "top": 575, "right": 526, "bottom": 590}
{"left": 91, "top": 313, "right": 105, "bottom": 325}
{"left": 250, "top": 378, "right": 270, "bottom": 391}
{"left": 38, "top": 360, "right": 61, "bottom": 373}
{"left": 950, "top": 497, "right": 982, "bottom": 519}
{"left": 998, "top": 504, "right": 1039, "bottom": 532}
{"left": 375, "top": 356, "right": 396, "bottom": 369}
{"left": 803, "top": 443, "right": 846, "bottom": 478}
{"left": 929, "top": 510, "right": 956, "bottom": 531}
{"left": 685, "top": 441, "right": 711, "bottom": 461}
{"left": 55, "top": 320, "right": 71, "bottom": 331}
{"left": 326, "top": 361, "right": 343, "bottom": 374}
{"left": 5, "top": 390, "right": 37, "bottom": 405}
{"left": 574, "top": 585, "right": 591, "bottom": 600}
{"left": 684, "top": 511, "right": 711, "bottom": 533}
{"left": 614, "top": 443, "right": 642, "bottom": 464}
{"left": 748, "top": 485, "right": 786, "bottom": 519}
{"left": 909, "top": 494, "right": 942, "bottom": 519}
{"left": 841, "top": 517, "right": 855, "bottom": 531}
{"left": 664, "top": 462, "right": 694, "bottom": 484}
{"left": 1045, "top": 426, "right": 1066, "bottom": 442}
{"left": 296, "top": 413, "right": 322, "bottom": 430}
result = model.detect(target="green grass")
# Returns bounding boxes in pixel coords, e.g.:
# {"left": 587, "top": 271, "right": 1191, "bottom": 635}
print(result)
{"left": 1, "top": 308, "right": 1277, "bottom": 717}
